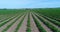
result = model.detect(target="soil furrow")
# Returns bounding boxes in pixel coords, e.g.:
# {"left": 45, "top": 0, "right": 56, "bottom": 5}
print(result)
{"left": 32, "top": 13, "right": 53, "bottom": 32}
{"left": 0, "top": 15, "right": 13, "bottom": 22}
{"left": 18, "top": 14, "right": 28, "bottom": 32}
{"left": 34, "top": 13, "right": 59, "bottom": 29}
{"left": 6, "top": 14, "right": 25, "bottom": 32}
{"left": 30, "top": 13, "right": 39, "bottom": 32}
{"left": 0, "top": 14, "right": 21, "bottom": 32}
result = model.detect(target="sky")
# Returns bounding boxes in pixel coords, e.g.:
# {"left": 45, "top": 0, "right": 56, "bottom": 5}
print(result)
{"left": 0, "top": 0, "right": 60, "bottom": 9}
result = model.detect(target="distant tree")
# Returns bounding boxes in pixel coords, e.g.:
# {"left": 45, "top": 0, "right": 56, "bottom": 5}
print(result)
{"left": 3, "top": 8, "right": 7, "bottom": 10}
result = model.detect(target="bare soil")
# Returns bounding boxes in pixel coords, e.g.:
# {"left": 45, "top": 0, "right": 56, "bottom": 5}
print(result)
{"left": 18, "top": 14, "right": 28, "bottom": 32}
{"left": 6, "top": 14, "right": 25, "bottom": 32}
{"left": 32, "top": 13, "right": 53, "bottom": 32}
{"left": 30, "top": 13, "right": 39, "bottom": 32}
{"left": 0, "top": 15, "right": 20, "bottom": 32}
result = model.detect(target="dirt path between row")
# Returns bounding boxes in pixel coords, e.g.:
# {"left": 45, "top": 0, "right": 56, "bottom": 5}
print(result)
{"left": 0, "top": 15, "right": 10, "bottom": 22}
{"left": 32, "top": 13, "right": 53, "bottom": 32}
{"left": 30, "top": 13, "right": 39, "bottom": 32}
{"left": 39, "top": 14, "right": 60, "bottom": 27}
{"left": 34, "top": 13, "right": 59, "bottom": 29}
{"left": 0, "top": 14, "right": 21, "bottom": 32}
{"left": 6, "top": 14, "right": 25, "bottom": 32}
{"left": 0, "top": 15, "right": 12, "bottom": 22}
{"left": 18, "top": 14, "right": 28, "bottom": 32}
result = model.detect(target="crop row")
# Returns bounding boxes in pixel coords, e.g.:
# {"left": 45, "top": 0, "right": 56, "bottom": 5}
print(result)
{"left": 2, "top": 13, "right": 25, "bottom": 32}
{"left": 14, "top": 14, "right": 26, "bottom": 32}
{"left": 0, "top": 12, "right": 26, "bottom": 27}
{"left": 39, "top": 14, "right": 60, "bottom": 27}
{"left": 33, "top": 13, "right": 60, "bottom": 32}
{"left": 33, "top": 11, "right": 60, "bottom": 27}
{"left": 32, "top": 9, "right": 60, "bottom": 21}
{"left": 26, "top": 13, "right": 31, "bottom": 32}
{"left": 0, "top": 14, "right": 16, "bottom": 22}
{"left": 32, "top": 13, "right": 46, "bottom": 32}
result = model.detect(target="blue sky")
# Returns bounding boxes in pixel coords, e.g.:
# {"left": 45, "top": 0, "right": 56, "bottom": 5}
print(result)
{"left": 0, "top": 0, "right": 60, "bottom": 8}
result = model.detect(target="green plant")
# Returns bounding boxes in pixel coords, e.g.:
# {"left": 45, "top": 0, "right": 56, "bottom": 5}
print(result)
{"left": 32, "top": 13, "right": 46, "bottom": 32}
{"left": 26, "top": 13, "right": 31, "bottom": 32}
{"left": 34, "top": 13, "right": 60, "bottom": 32}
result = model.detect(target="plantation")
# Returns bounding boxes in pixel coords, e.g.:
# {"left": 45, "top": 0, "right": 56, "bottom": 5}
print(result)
{"left": 0, "top": 8, "right": 60, "bottom": 32}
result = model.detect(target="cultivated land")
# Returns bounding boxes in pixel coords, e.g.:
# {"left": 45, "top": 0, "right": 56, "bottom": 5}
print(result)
{"left": 0, "top": 8, "right": 60, "bottom": 32}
